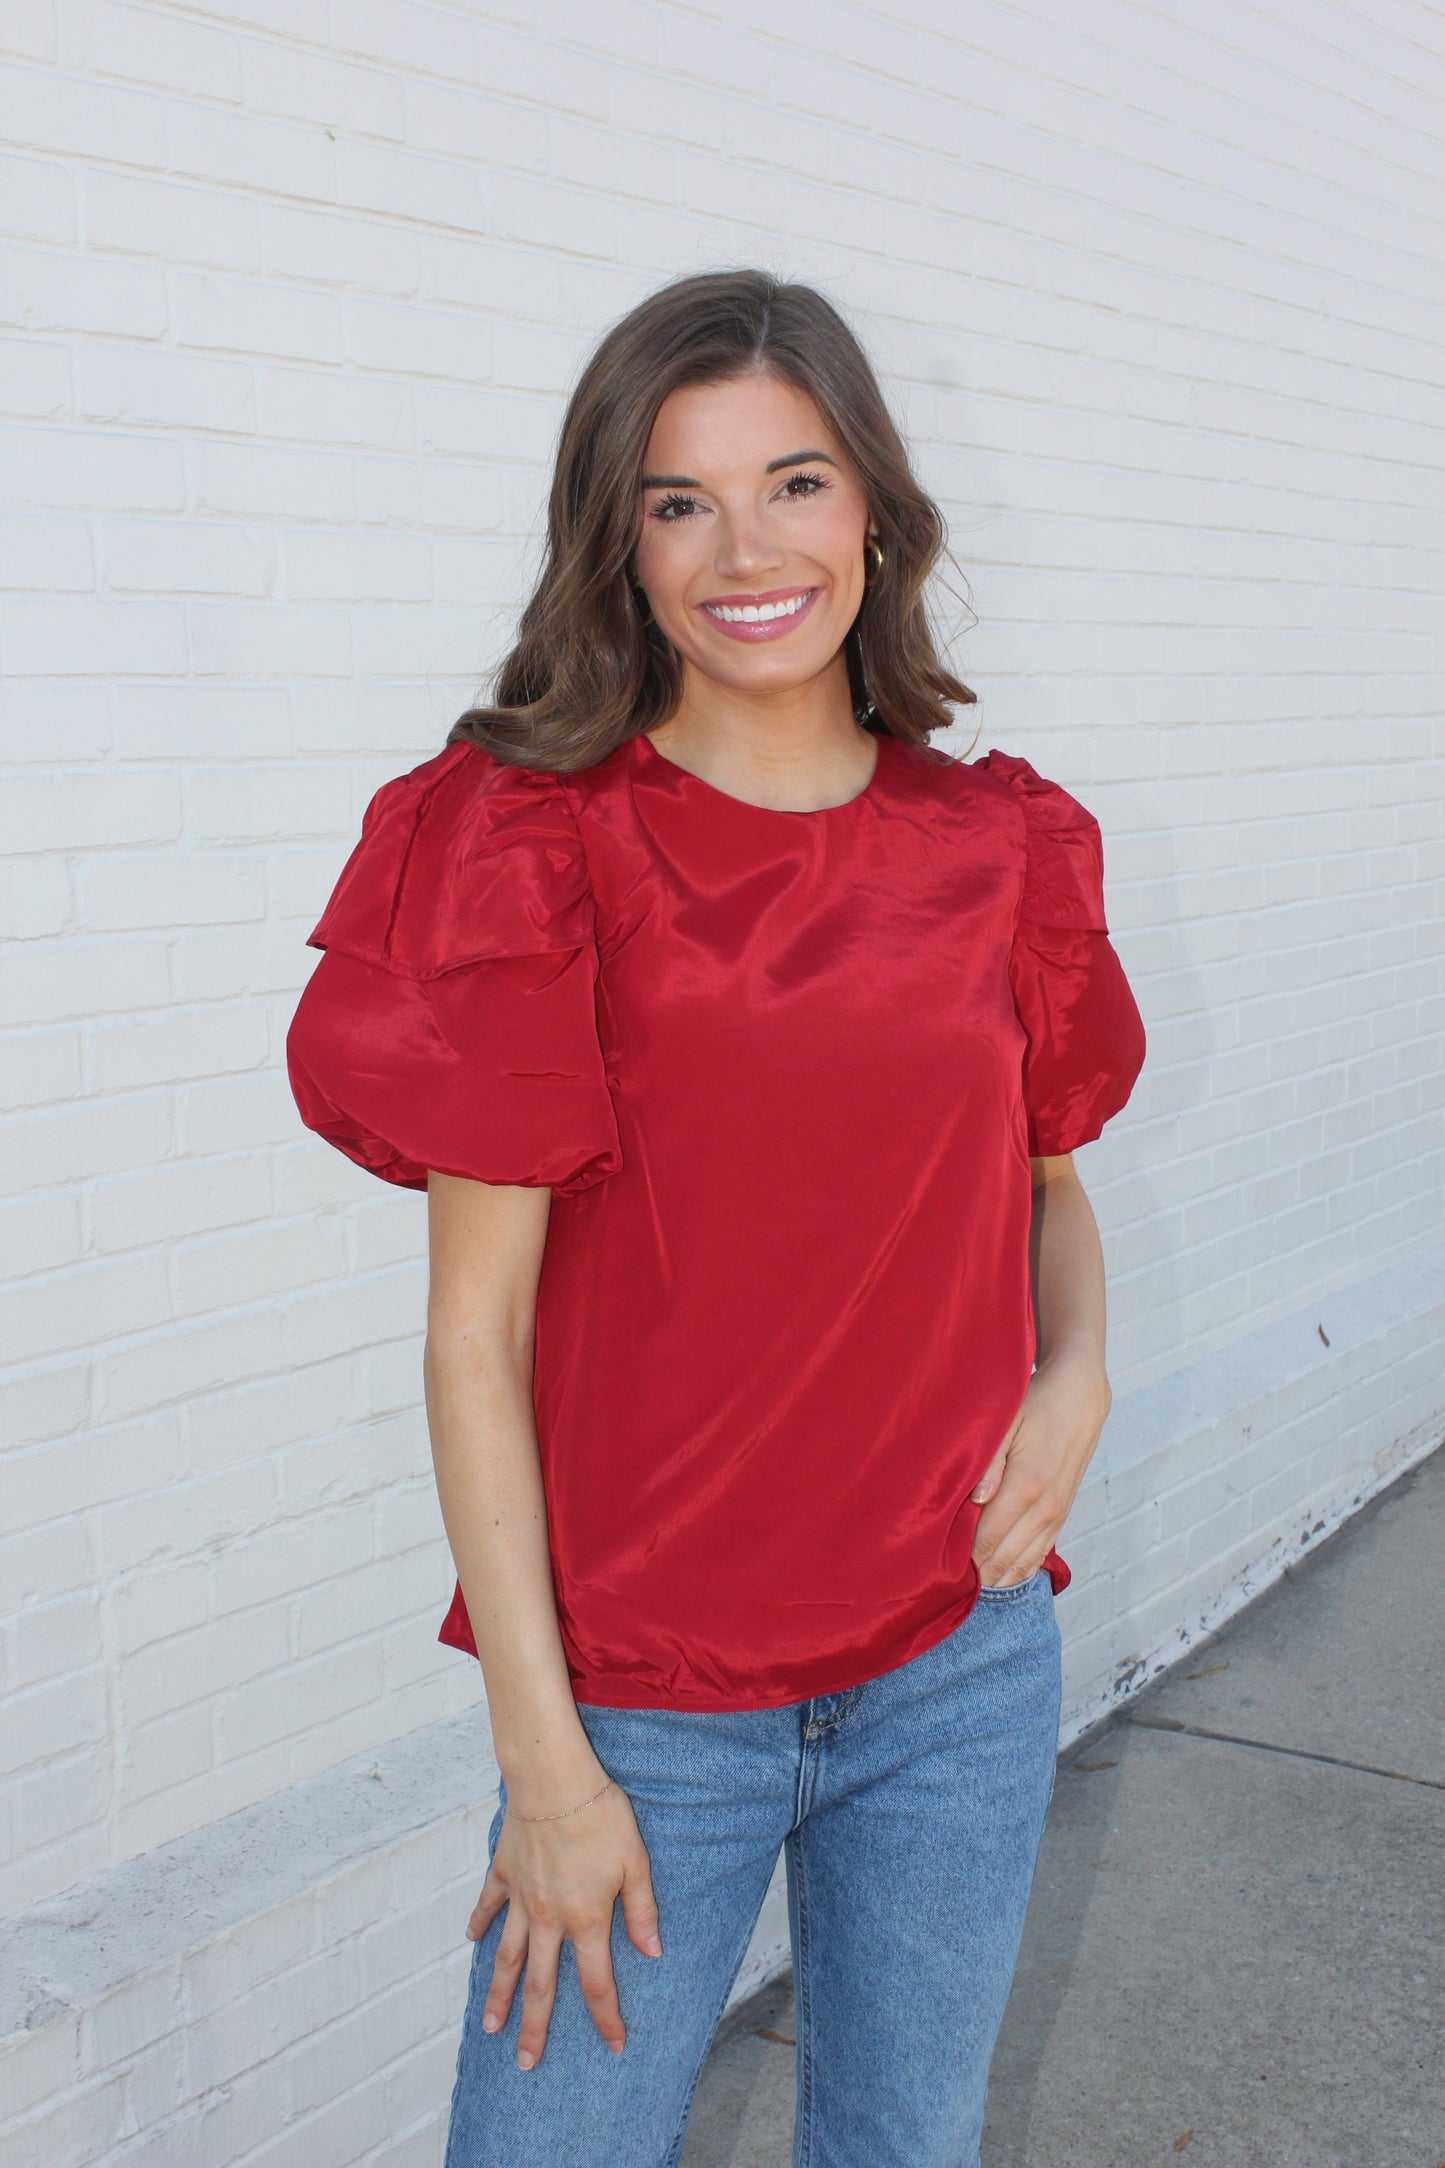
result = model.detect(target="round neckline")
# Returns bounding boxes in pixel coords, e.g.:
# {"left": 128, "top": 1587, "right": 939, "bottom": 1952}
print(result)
{"left": 634, "top": 728, "right": 887, "bottom": 817}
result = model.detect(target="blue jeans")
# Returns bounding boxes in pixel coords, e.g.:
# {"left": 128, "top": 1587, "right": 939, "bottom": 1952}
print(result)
{"left": 445, "top": 1569, "right": 1062, "bottom": 2167}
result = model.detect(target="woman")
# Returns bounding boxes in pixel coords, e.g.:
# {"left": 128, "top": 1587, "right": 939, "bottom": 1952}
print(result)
{"left": 287, "top": 268, "right": 1146, "bottom": 2167}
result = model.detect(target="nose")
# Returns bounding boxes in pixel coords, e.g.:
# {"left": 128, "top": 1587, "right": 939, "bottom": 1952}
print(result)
{"left": 712, "top": 503, "right": 786, "bottom": 581}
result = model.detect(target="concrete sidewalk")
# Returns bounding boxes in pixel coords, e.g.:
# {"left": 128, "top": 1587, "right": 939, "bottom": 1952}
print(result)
{"left": 680, "top": 1447, "right": 1445, "bottom": 2168}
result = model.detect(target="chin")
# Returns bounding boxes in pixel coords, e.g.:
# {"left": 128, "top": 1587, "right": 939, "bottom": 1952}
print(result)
{"left": 717, "top": 659, "right": 827, "bottom": 697}
{"left": 714, "top": 631, "right": 841, "bottom": 678}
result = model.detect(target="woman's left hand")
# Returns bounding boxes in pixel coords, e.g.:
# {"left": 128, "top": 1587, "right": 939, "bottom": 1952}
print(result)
{"left": 970, "top": 1350, "right": 1112, "bottom": 1588}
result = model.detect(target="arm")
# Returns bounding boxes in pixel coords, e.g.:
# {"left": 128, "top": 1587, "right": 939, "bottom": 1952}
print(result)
{"left": 424, "top": 1171, "right": 662, "bottom": 2068}
{"left": 969, "top": 1153, "right": 1113, "bottom": 1588}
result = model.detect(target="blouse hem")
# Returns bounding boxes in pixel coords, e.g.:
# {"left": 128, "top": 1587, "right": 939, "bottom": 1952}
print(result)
{"left": 561, "top": 1585, "right": 981, "bottom": 1711}
{"left": 440, "top": 1546, "right": 1069, "bottom": 1713}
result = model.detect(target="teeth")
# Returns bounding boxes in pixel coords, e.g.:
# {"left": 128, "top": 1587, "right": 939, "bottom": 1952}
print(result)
{"left": 705, "top": 591, "right": 811, "bottom": 625}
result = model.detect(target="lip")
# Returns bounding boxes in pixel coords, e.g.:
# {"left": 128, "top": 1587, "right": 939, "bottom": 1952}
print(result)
{"left": 697, "top": 585, "right": 822, "bottom": 643}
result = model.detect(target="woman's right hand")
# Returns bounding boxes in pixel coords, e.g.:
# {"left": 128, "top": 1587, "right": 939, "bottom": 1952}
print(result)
{"left": 423, "top": 1180, "right": 663, "bottom": 2069}
{"left": 467, "top": 1760, "right": 664, "bottom": 2070}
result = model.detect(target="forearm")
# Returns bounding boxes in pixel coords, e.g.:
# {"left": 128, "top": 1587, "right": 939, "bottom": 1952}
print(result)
{"left": 1029, "top": 1155, "right": 1110, "bottom": 1405}
{"left": 423, "top": 1322, "right": 604, "bottom": 1806}
{"left": 972, "top": 1158, "right": 1114, "bottom": 1578}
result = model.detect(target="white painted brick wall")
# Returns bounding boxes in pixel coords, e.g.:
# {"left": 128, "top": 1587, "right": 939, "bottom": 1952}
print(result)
{"left": 2, "top": 0, "right": 1442, "bottom": 2156}
{"left": 2, "top": 1292, "right": 1439, "bottom": 2168}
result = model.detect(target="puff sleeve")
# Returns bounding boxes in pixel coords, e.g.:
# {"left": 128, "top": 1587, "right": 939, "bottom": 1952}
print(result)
{"left": 286, "top": 743, "right": 622, "bottom": 1197}
{"left": 978, "top": 749, "right": 1147, "bottom": 1157}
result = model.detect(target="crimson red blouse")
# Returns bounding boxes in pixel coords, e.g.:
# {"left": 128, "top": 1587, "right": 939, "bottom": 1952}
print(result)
{"left": 287, "top": 727, "right": 1146, "bottom": 1711}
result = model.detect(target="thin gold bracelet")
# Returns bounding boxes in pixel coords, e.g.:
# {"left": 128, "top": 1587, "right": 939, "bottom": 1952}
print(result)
{"left": 512, "top": 1776, "right": 616, "bottom": 1823}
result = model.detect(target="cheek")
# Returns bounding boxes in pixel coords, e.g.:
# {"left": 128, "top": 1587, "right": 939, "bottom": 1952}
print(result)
{"left": 632, "top": 523, "right": 699, "bottom": 603}
{"left": 813, "top": 496, "right": 870, "bottom": 573}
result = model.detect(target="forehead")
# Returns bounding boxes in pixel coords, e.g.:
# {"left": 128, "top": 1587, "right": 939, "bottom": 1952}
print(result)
{"left": 642, "top": 373, "right": 840, "bottom": 471}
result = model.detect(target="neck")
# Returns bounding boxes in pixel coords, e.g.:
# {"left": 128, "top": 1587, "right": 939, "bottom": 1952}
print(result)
{"left": 648, "top": 653, "right": 872, "bottom": 806}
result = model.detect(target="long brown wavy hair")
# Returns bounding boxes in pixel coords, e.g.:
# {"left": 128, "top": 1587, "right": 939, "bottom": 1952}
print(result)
{"left": 448, "top": 268, "right": 977, "bottom": 772}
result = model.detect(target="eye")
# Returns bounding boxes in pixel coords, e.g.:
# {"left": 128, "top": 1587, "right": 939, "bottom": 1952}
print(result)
{"left": 650, "top": 492, "right": 699, "bottom": 521}
{"left": 778, "top": 470, "right": 829, "bottom": 501}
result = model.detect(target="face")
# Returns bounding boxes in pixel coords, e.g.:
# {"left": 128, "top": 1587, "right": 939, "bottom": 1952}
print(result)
{"left": 630, "top": 372, "right": 874, "bottom": 706}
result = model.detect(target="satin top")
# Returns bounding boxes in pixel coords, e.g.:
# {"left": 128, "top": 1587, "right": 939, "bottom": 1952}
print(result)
{"left": 287, "top": 727, "right": 1146, "bottom": 1710}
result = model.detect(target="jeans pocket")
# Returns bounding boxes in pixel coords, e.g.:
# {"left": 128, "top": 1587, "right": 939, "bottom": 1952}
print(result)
{"left": 974, "top": 1567, "right": 1045, "bottom": 1602}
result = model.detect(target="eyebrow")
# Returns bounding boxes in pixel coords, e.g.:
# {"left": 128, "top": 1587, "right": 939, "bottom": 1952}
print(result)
{"left": 640, "top": 449, "right": 839, "bottom": 489}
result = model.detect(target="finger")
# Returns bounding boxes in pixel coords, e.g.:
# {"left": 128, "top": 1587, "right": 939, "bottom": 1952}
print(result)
{"left": 467, "top": 1870, "right": 509, "bottom": 1942}
{"left": 974, "top": 1493, "right": 1050, "bottom": 1582}
{"left": 975, "top": 1457, "right": 1054, "bottom": 1555}
{"left": 980, "top": 1532, "right": 1054, "bottom": 1588}
{"left": 480, "top": 1907, "right": 529, "bottom": 2035}
{"left": 972, "top": 1492, "right": 1016, "bottom": 1575}
{"left": 970, "top": 1439, "right": 1012, "bottom": 1506}
{"left": 573, "top": 1927, "right": 627, "bottom": 2054}
{"left": 619, "top": 1851, "right": 664, "bottom": 1960}
{"left": 516, "top": 1931, "right": 561, "bottom": 2070}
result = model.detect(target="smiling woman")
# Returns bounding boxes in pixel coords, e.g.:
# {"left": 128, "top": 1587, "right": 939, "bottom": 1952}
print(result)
{"left": 284, "top": 268, "right": 1146, "bottom": 2167}
{"left": 444, "top": 268, "right": 975, "bottom": 773}
{"left": 643, "top": 411, "right": 850, "bottom": 613}
{"left": 628, "top": 372, "right": 883, "bottom": 807}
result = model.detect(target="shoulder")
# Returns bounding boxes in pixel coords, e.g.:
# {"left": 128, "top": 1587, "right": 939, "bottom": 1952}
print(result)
{"left": 910, "top": 741, "right": 1100, "bottom": 849}
{"left": 309, "top": 742, "right": 597, "bottom": 977}
{"left": 353, "top": 739, "right": 586, "bottom": 859}
{"left": 967, "top": 747, "right": 1097, "bottom": 831}
{"left": 966, "top": 748, "right": 1109, "bottom": 931}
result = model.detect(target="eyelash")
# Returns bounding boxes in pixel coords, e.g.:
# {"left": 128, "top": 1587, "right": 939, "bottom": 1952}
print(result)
{"left": 649, "top": 470, "right": 831, "bottom": 522}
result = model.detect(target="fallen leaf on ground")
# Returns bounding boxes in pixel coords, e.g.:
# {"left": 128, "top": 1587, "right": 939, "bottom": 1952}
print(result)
{"left": 756, "top": 2027, "right": 795, "bottom": 2046}
{"left": 1075, "top": 1759, "right": 1117, "bottom": 1772}
{"left": 1185, "top": 1663, "right": 1229, "bottom": 1679}
{"left": 1173, "top": 2134, "right": 1194, "bottom": 2152}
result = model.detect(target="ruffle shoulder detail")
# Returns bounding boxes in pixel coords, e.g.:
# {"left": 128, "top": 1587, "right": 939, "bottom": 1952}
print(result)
{"left": 287, "top": 744, "right": 621, "bottom": 1197}
{"left": 973, "top": 747, "right": 1146, "bottom": 1158}
{"left": 973, "top": 747, "right": 1109, "bottom": 933}
{"left": 307, "top": 742, "right": 595, "bottom": 977}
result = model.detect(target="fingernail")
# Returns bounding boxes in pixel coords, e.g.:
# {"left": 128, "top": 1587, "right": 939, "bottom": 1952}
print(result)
{"left": 482, "top": 2014, "right": 500, "bottom": 2033}
{"left": 610, "top": 2039, "right": 625, "bottom": 2055}
{"left": 517, "top": 2050, "right": 535, "bottom": 2070}
{"left": 646, "top": 1934, "right": 662, "bottom": 1956}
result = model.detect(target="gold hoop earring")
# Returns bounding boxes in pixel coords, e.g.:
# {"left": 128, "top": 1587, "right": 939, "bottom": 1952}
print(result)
{"left": 862, "top": 537, "right": 884, "bottom": 587}
{"left": 631, "top": 581, "right": 654, "bottom": 626}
